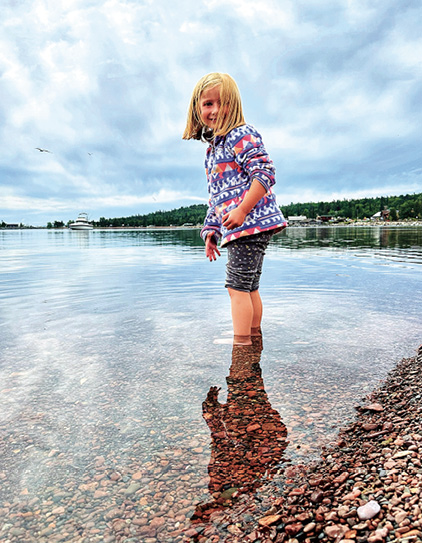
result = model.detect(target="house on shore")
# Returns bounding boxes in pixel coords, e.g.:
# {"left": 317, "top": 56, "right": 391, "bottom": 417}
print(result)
{"left": 288, "top": 215, "right": 308, "bottom": 226}
{"left": 317, "top": 215, "right": 334, "bottom": 223}
{"left": 371, "top": 209, "right": 390, "bottom": 221}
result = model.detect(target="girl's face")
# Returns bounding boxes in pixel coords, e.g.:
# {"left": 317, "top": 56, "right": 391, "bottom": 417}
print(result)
{"left": 199, "top": 85, "right": 223, "bottom": 129}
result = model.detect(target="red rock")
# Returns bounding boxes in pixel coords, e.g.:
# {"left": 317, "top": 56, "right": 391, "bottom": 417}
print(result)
{"left": 343, "top": 489, "right": 361, "bottom": 501}
{"left": 303, "top": 522, "right": 316, "bottom": 533}
{"left": 325, "top": 524, "right": 345, "bottom": 538}
{"left": 112, "top": 519, "right": 127, "bottom": 532}
{"left": 132, "top": 518, "right": 148, "bottom": 526}
{"left": 395, "top": 511, "right": 407, "bottom": 524}
{"left": 104, "top": 507, "right": 124, "bottom": 520}
{"left": 246, "top": 423, "right": 261, "bottom": 433}
{"left": 363, "top": 423, "right": 379, "bottom": 431}
{"left": 93, "top": 490, "right": 108, "bottom": 499}
{"left": 184, "top": 528, "right": 199, "bottom": 537}
{"left": 337, "top": 505, "right": 350, "bottom": 518}
{"left": 289, "top": 487, "right": 305, "bottom": 496}
{"left": 52, "top": 506, "right": 65, "bottom": 515}
{"left": 365, "top": 403, "right": 384, "bottom": 412}
{"left": 258, "top": 514, "right": 282, "bottom": 527}
{"left": 311, "top": 490, "right": 324, "bottom": 503}
{"left": 333, "top": 472, "right": 349, "bottom": 484}
{"left": 397, "top": 529, "right": 422, "bottom": 539}
{"left": 285, "top": 522, "right": 303, "bottom": 536}
{"left": 149, "top": 517, "right": 165, "bottom": 528}
{"left": 393, "top": 450, "right": 413, "bottom": 459}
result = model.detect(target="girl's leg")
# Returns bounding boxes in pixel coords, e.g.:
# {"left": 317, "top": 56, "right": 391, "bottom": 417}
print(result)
{"left": 250, "top": 289, "right": 263, "bottom": 335}
{"left": 228, "top": 288, "right": 253, "bottom": 345}
{"left": 225, "top": 233, "right": 272, "bottom": 345}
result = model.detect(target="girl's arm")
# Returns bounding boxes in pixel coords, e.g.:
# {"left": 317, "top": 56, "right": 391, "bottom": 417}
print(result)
{"left": 222, "top": 178, "right": 267, "bottom": 230}
{"left": 222, "top": 126, "right": 276, "bottom": 230}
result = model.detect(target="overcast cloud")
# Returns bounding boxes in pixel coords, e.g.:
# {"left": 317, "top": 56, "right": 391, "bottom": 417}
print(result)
{"left": 1, "top": 0, "right": 421, "bottom": 225}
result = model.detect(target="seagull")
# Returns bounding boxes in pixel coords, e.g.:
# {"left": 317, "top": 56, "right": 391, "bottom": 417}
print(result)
{"left": 88, "top": 152, "right": 93, "bottom": 156}
{"left": 35, "top": 147, "right": 52, "bottom": 153}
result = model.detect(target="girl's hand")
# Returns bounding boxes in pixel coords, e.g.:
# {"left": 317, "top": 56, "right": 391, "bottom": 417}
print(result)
{"left": 205, "top": 232, "right": 221, "bottom": 261}
{"left": 222, "top": 206, "right": 247, "bottom": 230}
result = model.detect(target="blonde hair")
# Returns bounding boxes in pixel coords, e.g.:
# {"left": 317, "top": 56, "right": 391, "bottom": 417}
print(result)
{"left": 182, "top": 72, "right": 245, "bottom": 140}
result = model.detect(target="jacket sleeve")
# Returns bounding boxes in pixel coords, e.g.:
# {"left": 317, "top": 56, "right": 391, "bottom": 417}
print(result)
{"left": 200, "top": 200, "right": 222, "bottom": 243}
{"left": 232, "top": 127, "right": 276, "bottom": 193}
{"left": 200, "top": 147, "right": 222, "bottom": 243}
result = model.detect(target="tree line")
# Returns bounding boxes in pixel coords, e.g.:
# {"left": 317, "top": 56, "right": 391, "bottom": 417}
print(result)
{"left": 93, "top": 204, "right": 208, "bottom": 227}
{"left": 92, "top": 192, "right": 422, "bottom": 227}
{"left": 282, "top": 192, "right": 422, "bottom": 221}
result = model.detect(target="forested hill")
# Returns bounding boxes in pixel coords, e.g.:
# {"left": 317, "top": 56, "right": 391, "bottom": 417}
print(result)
{"left": 93, "top": 193, "right": 422, "bottom": 227}
{"left": 95, "top": 204, "right": 208, "bottom": 227}
{"left": 282, "top": 192, "right": 422, "bottom": 221}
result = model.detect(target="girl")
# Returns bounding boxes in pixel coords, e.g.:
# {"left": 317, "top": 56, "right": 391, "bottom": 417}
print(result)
{"left": 183, "top": 73, "right": 287, "bottom": 346}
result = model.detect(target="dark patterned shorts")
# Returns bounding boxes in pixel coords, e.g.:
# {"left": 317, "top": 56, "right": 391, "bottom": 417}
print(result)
{"left": 225, "top": 232, "right": 273, "bottom": 292}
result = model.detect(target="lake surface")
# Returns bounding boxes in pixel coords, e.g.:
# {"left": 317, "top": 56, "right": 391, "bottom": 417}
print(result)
{"left": 1, "top": 226, "right": 421, "bottom": 542}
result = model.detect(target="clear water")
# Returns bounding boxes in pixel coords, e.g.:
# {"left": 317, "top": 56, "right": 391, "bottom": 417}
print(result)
{"left": 0, "top": 226, "right": 421, "bottom": 541}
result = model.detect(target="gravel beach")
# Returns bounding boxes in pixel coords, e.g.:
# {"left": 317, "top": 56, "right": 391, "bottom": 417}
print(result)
{"left": 186, "top": 344, "right": 422, "bottom": 543}
{"left": 1, "top": 344, "right": 421, "bottom": 543}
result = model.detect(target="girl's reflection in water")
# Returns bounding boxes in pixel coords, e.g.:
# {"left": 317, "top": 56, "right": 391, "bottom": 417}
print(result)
{"left": 193, "top": 339, "right": 288, "bottom": 520}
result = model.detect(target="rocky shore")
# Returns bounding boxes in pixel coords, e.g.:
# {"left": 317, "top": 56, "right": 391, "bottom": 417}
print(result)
{"left": 186, "top": 344, "right": 422, "bottom": 543}
{"left": 1, "top": 345, "right": 421, "bottom": 543}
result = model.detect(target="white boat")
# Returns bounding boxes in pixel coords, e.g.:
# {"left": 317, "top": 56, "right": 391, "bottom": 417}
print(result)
{"left": 69, "top": 212, "right": 93, "bottom": 230}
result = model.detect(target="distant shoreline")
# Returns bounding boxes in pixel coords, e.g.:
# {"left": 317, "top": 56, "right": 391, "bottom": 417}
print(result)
{"left": 2, "top": 221, "right": 422, "bottom": 231}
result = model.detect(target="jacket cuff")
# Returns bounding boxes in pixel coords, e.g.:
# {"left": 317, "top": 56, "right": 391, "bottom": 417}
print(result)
{"left": 200, "top": 227, "right": 221, "bottom": 244}
{"left": 253, "top": 170, "right": 274, "bottom": 192}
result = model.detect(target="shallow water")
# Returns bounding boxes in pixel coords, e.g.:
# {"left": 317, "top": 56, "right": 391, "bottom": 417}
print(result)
{"left": 0, "top": 226, "right": 421, "bottom": 541}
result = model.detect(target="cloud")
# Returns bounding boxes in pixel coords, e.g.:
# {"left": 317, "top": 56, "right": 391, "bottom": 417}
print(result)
{"left": 0, "top": 0, "right": 421, "bottom": 225}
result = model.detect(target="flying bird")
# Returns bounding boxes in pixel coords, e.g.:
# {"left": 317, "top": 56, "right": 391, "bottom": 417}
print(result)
{"left": 88, "top": 152, "right": 93, "bottom": 156}
{"left": 35, "top": 147, "right": 52, "bottom": 153}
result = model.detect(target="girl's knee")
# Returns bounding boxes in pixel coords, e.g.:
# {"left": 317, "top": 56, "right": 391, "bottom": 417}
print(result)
{"left": 227, "top": 287, "right": 251, "bottom": 298}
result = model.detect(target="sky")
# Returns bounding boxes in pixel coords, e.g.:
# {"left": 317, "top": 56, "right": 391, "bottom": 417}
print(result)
{"left": 1, "top": 0, "right": 421, "bottom": 226}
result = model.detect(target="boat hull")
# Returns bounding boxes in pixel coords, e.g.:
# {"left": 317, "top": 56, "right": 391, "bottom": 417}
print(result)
{"left": 69, "top": 224, "right": 93, "bottom": 230}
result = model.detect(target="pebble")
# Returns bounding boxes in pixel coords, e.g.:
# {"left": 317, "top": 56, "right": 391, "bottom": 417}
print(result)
{"left": 357, "top": 500, "right": 381, "bottom": 520}
{"left": 258, "top": 514, "right": 282, "bottom": 527}
{"left": 325, "top": 524, "right": 346, "bottom": 538}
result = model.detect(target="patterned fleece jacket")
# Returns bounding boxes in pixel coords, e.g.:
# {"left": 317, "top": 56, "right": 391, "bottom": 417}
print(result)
{"left": 200, "top": 124, "right": 287, "bottom": 247}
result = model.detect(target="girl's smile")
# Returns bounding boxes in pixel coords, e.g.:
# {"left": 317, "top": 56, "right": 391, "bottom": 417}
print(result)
{"left": 199, "top": 86, "right": 222, "bottom": 129}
